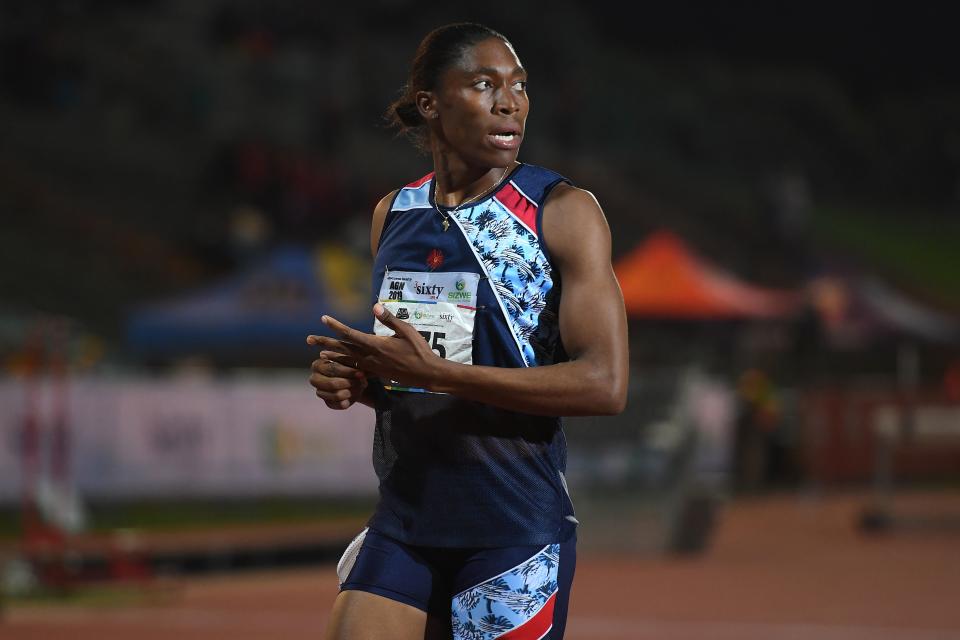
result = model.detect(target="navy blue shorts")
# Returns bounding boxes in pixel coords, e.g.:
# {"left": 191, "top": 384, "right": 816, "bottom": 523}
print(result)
{"left": 337, "top": 525, "right": 577, "bottom": 639}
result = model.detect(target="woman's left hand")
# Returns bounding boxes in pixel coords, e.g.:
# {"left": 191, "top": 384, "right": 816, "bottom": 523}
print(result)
{"left": 307, "top": 303, "right": 445, "bottom": 390}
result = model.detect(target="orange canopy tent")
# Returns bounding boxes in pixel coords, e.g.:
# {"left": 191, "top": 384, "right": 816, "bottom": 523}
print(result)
{"left": 614, "top": 230, "right": 802, "bottom": 319}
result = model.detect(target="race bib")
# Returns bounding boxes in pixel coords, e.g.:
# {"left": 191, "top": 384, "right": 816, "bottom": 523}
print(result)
{"left": 375, "top": 270, "right": 480, "bottom": 393}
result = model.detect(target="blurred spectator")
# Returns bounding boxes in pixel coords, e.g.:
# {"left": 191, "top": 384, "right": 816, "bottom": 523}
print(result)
{"left": 206, "top": 140, "right": 351, "bottom": 245}
{"left": 733, "top": 368, "right": 782, "bottom": 492}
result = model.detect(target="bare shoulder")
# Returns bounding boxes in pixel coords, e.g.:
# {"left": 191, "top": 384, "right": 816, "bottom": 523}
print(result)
{"left": 541, "top": 183, "right": 611, "bottom": 267}
{"left": 370, "top": 189, "right": 399, "bottom": 258}
{"left": 543, "top": 182, "right": 602, "bottom": 211}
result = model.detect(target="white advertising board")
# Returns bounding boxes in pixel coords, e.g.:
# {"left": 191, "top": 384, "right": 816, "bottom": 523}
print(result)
{"left": 0, "top": 375, "right": 377, "bottom": 502}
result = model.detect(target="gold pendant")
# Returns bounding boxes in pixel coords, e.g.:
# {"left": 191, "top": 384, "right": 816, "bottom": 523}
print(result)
{"left": 442, "top": 218, "right": 450, "bottom": 232}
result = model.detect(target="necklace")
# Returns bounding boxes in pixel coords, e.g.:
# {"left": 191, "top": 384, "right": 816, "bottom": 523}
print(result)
{"left": 432, "top": 165, "right": 510, "bottom": 231}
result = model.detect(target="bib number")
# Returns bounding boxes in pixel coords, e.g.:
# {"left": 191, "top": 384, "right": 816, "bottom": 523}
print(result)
{"left": 375, "top": 270, "right": 480, "bottom": 392}
{"left": 417, "top": 331, "right": 447, "bottom": 358}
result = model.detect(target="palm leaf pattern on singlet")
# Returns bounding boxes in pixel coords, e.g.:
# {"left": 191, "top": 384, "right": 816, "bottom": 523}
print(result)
{"left": 478, "top": 614, "right": 514, "bottom": 635}
{"left": 451, "top": 620, "right": 485, "bottom": 640}
{"left": 453, "top": 201, "right": 553, "bottom": 367}
{"left": 451, "top": 544, "right": 560, "bottom": 640}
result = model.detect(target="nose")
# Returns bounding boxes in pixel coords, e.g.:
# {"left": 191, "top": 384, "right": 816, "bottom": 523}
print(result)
{"left": 494, "top": 84, "right": 520, "bottom": 115}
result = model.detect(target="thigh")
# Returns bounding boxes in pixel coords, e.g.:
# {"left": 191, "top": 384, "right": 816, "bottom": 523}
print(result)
{"left": 325, "top": 589, "right": 427, "bottom": 640}
{"left": 449, "top": 532, "right": 577, "bottom": 640}
{"left": 329, "top": 528, "right": 451, "bottom": 639}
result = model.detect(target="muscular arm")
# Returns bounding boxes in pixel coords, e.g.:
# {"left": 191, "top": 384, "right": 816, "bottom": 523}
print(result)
{"left": 369, "top": 190, "right": 395, "bottom": 260}
{"left": 427, "top": 184, "right": 628, "bottom": 415}
{"left": 319, "top": 184, "right": 629, "bottom": 417}
{"left": 352, "top": 191, "right": 396, "bottom": 409}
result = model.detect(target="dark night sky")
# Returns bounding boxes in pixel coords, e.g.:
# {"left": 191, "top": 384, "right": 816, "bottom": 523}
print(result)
{"left": 589, "top": 2, "right": 959, "bottom": 100}
{"left": 5, "top": 1, "right": 955, "bottom": 99}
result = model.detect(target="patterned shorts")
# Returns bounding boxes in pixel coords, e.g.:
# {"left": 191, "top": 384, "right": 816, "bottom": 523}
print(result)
{"left": 337, "top": 526, "right": 576, "bottom": 639}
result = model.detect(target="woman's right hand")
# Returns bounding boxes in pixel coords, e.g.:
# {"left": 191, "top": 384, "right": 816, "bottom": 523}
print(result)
{"left": 307, "top": 336, "right": 369, "bottom": 410}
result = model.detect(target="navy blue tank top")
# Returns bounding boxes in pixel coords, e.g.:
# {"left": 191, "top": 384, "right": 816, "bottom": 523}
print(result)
{"left": 366, "top": 162, "right": 577, "bottom": 547}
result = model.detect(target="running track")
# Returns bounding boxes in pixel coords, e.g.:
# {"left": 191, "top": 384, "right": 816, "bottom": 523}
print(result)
{"left": 5, "top": 491, "right": 960, "bottom": 640}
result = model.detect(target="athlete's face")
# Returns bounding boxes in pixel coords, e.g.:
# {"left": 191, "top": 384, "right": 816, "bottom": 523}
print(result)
{"left": 429, "top": 38, "right": 529, "bottom": 167}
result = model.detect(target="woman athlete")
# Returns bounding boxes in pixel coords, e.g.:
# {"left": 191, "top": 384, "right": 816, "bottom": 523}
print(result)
{"left": 308, "top": 23, "right": 628, "bottom": 640}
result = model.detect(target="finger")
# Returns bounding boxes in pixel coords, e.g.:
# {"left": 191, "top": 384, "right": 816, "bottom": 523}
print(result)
{"left": 308, "top": 334, "right": 355, "bottom": 348}
{"left": 321, "top": 351, "right": 369, "bottom": 374}
{"left": 321, "top": 315, "right": 375, "bottom": 349}
{"left": 310, "top": 357, "right": 336, "bottom": 374}
{"left": 312, "top": 357, "right": 366, "bottom": 379}
{"left": 310, "top": 335, "right": 366, "bottom": 357}
{"left": 372, "top": 303, "right": 416, "bottom": 337}
{"left": 324, "top": 398, "right": 352, "bottom": 410}
{"left": 309, "top": 373, "right": 354, "bottom": 391}
{"left": 314, "top": 387, "right": 355, "bottom": 402}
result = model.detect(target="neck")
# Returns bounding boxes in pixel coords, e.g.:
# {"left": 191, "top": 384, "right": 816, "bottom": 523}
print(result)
{"left": 431, "top": 146, "right": 513, "bottom": 207}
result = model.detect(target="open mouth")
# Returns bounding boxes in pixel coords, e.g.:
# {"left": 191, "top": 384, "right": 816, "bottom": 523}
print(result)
{"left": 488, "top": 128, "right": 522, "bottom": 149}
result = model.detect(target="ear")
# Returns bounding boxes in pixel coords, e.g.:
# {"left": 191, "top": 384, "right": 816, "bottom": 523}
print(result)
{"left": 416, "top": 90, "right": 439, "bottom": 120}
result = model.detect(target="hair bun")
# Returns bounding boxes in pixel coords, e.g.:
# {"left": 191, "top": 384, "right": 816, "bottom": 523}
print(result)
{"left": 395, "top": 102, "right": 423, "bottom": 128}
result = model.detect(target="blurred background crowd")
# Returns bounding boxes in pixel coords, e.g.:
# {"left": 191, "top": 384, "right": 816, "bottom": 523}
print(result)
{"left": 1, "top": 1, "right": 959, "bottom": 636}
